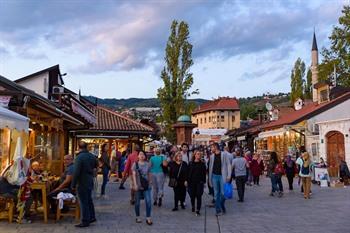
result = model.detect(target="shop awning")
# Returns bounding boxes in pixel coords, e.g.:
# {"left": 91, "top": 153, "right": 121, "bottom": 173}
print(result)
{"left": 0, "top": 106, "right": 29, "bottom": 132}
{"left": 258, "top": 128, "right": 285, "bottom": 139}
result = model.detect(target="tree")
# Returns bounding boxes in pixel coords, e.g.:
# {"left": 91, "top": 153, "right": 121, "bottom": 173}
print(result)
{"left": 157, "top": 20, "right": 198, "bottom": 143}
{"left": 320, "top": 5, "right": 350, "bottom": 87}
{"left": 304, "top": 68, "right": 312, "bottom": 99}
{"left": 290, "top": 58, "right": 305, "bottom": 103}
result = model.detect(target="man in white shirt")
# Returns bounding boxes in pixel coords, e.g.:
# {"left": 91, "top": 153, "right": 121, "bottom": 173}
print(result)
{"left": 180, "top": 143, "right": 192, "bottom": 164}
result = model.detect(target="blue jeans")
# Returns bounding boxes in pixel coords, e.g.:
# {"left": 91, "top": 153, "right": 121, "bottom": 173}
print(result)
{"left": 270, "top": 174, "right": 283, "bottom": 193}
{"left": 77, "top": 187, "right": 95, "bottom": 224}
{"left": 101, "top": 167, "right": 109, "bottom": 195}
{"left": 212, "top": 174, "right": 225, "bottom": 214}
{"left": 135, "top": 189, "right": 152, "bottom": 218}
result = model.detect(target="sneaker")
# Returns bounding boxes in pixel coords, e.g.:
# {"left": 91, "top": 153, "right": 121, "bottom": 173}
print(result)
{"left": 172, "top": 207, "right": 178, "bottom": 211}
{"left": 119, "top": 185, "right": 126, "bottom": 190}
{"left": 215, "top": 212, "right": 222, "bottom": 217}
{"left": 196, "top": 211, "right": 200, "bottom": 216}
{"left": 136, "top": 218, "right": 142, "bottom": 223}
{"left": 158, "top": 198, "right": 162, "bottom": 207}
{"left": 181, "top": 204, "right": 186, "bottom": 209}
{"left": 269, "top": 192, "right": 275, "bottom": 197}
{"left": 278, "top": 192, "right": 283, "bottom": 198}
{"left": 153, "top": 201, "right": 157, "bottom": 206}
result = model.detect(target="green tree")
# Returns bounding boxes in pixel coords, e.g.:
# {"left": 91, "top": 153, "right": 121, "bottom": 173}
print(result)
{"left": 157, "top": 20, "right": 198, "bottom": 143}
{"left": 320, "top": 5, "right": 350, "bottom": 87}
{"left": 290, "top": 58, "right": 305, "bottom": 103}
{"left": 304, "top": 68, "right": 312, "bottom": 99}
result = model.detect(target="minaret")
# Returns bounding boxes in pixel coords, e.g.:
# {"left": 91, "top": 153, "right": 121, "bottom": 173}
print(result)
{"left": 311, "top": 31, "right": 319, "bottom": 102}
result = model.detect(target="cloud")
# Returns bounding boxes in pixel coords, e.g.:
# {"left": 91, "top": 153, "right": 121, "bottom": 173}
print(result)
{"left": 0, "top": 0, "right": 346, "bottom": 74}
{"left": 240, "top": 66, "right": 282, "bottom": 81}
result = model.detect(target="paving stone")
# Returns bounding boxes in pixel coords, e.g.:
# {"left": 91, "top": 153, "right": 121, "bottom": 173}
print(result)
{"left": 0, "top": 176, "right": 349, "bottom": 233}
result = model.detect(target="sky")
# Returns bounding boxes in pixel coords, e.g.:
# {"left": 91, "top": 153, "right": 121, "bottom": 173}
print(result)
{"left": 0, "top": 0, "right": 347, "bottom": 99}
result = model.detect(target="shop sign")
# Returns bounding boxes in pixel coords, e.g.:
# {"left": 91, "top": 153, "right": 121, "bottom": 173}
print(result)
{"left": 71, "top": 99, "right": 96, "bottom": 124}
{"left": 0, "top": 96, "right": 11, "bottom": 107}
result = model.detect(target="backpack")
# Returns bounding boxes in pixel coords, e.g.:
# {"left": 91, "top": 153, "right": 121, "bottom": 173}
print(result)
{"left": 274, "top": 163, "right": 285, "bottom": 175}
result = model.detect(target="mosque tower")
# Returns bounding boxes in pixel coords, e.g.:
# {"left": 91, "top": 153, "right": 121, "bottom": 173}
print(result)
{"left": 311, "top": 31, "right": 319, "bottom": 102}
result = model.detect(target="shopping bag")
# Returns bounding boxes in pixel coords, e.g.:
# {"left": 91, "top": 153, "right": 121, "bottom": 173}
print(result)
{"left": 224, "top": 182, "right": 233, "bottom": 199}
{"left": 4, "top": 137, "right": 30, "bottom": 186}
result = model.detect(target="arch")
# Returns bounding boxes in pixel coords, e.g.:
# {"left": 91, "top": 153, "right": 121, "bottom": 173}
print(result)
{"left": 326, "top": 131, "right": 345, "bottom": 177}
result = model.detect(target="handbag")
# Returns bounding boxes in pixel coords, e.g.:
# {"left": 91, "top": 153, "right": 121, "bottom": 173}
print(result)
{"left": 168, "top": 162, "right": 182, "bottom": 188}
{"left": 136, "top": 162, "right": 149, "bottom": 190}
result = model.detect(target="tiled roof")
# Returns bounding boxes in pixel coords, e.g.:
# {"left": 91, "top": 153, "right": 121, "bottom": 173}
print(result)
{"left": 91, "top": 106, "right": 154, "bottom": 133}
{"left": 193, "top": 97, "right": 239, "bottom": 114}
{"left": 261, "top": 91, "right": 350, "bottom": 130}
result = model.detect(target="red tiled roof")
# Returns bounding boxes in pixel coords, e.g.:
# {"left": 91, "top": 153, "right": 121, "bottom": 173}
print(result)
{"left": 262, "top": 92, "right": 350, "bottom": 130}
{"left": 91, "top": 106, "right": 154, "bottom": 133}
{"left": 193, "top": 97, "right": 239, "bottom": 114}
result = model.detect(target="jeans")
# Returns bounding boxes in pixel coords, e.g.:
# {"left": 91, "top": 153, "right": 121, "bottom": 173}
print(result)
{"left": 212, "top": 174, "right": 225, "bottom": 213}
{"left": 78, "top": 187, "right": 95, "bottom": 224}
{"left": 270, "top": 174, "right": 283, "bottom": 193}
{"left": 189, "top": 182, "right": 204, "bottom": 211}
{"left": 101, "top": 167, "right": 109, "bottom": 195}
{"left": 287, "top": 174, "right": 294, "bottom": 190}
{"left": 135, "top": 189, "right": 152, "bottom": 218}
{"left": 151, "top": 173, "right": 165, "bottom": 201}
{"left": 235, "top": 176, "right": 246, "bottom": 201}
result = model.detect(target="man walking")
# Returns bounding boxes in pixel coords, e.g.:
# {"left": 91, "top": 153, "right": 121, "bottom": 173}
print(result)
{"left": 72, "top": 141, "right": 98, "bottom": 228}
{"left": 232, "top": 149, "right": 248, "bottom": 202}
{"left": 208, "top": 143, "right": 231, "bottom": 216}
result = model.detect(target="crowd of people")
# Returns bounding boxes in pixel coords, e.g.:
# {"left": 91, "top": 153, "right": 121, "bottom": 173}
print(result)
{"left": 1, "top": 140, "right": 350, "bottom": 228}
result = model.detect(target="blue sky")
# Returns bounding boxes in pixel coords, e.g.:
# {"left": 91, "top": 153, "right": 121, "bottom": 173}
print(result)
{"left": 0, "top": 0, "right": 347, "bottom": 99}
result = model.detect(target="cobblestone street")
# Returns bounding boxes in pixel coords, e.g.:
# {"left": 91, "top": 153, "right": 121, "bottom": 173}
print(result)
{"left": 1, "top": 176, "right": 350, "bottom": 233}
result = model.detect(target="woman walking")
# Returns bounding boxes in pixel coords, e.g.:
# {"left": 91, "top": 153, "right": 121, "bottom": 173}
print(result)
{"left": 268, "top": 152, "right": 284, "bottom": 197}
{"left": 188, "top": 150, "right": 206, "bottom": 216}
{"left": 250, "top": 153, "right": 264, "bottom": 186}
{"left": 168, "top": 151, "right": 188, "bottom": 211}
{"left": 99, "top": 143, "right": 111, "bottom": 198}
{"left": 284, "top": 155, "right": 296, "bottom": 190}
{"left": 296, "top": 152, "right": 314, "bottom": 199}
{"left": 132, "top": 151, "right": 153, "bottom": 225}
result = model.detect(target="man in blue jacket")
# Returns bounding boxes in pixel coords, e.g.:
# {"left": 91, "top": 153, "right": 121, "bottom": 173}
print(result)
{"left": 72, "top": 141, "right": 98, "bottom": 228}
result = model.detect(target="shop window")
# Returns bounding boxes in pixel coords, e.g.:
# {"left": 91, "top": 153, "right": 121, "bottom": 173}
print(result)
{"left": 232, "top": 115, "right": 235, "bottom": 122}
{"left": 221, "top": 115, "right": 225, "bottom": 122}
{"left": 204, "top": 118, "right": 206, "bottom": 123}
{"left": 200, "top": 118, "right": 202, "bottom": 124}
{"left": 209, "top": 116, "right": 211, "bottom": 122}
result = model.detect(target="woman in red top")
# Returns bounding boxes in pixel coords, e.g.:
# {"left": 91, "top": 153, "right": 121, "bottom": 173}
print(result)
{"left": 250, "top": 153, "right": 264, "bottom": 185}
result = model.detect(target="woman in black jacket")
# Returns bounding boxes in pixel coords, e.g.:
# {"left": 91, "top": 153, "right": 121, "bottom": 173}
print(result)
{"left": 168, "top": 151, "right": 188, "bottom": 211}
{"left": 188, "top": 150, "right": 206, "bottom": 216}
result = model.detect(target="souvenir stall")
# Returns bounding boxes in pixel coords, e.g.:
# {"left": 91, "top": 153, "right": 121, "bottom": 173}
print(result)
{"left": 0, "top": 106, "right": 29, "bottom": 173}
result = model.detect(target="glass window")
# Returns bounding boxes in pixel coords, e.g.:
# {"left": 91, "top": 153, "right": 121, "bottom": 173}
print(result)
{"left": 221, "top": 115, "right": 225, "bottom": 122}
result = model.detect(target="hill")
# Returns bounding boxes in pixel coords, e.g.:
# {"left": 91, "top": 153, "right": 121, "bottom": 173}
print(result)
{"left": 84, "top": 93, "right": 291, "bottom": 120}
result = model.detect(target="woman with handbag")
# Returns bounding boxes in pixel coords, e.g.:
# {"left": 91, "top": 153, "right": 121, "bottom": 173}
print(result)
{"left": 188, "top": 150, "right": 206, "bottom": 216}
{"left": 168, "top": 151, "right": 188, "bottom": 211}
{"left": 132, "top": 151, "right": 153, "bottom": 225}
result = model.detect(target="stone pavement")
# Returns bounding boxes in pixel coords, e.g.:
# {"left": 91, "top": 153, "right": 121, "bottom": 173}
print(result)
{"left": 1, "top": 176, "right": 350, "bottom": 233}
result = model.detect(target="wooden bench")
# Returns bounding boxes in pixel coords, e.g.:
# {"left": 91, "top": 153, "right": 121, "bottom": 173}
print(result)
{"left": 0, "top": 196, "right": 15, "bottom": 223}
{"left": 55, "top": 198, "right": 80, "bottom": 222}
